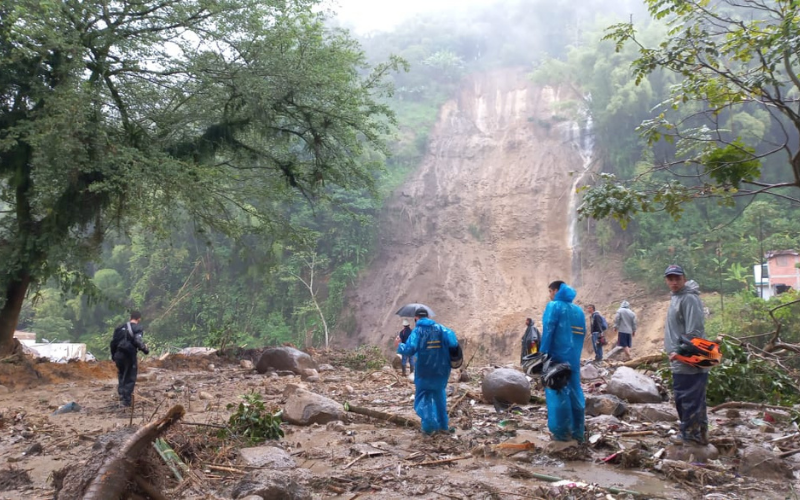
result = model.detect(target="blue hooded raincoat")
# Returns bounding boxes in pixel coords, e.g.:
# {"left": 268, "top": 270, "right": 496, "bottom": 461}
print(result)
{"left": 540, "top": 284, "right": 586, "bottom": 441}
{"left": 397, "top": 317, "right": 459, "bottom": 434}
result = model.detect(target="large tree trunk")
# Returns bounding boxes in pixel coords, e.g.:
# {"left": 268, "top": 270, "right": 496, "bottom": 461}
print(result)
{"left": 0, "top": 274, "right": 32, "bottom": 356}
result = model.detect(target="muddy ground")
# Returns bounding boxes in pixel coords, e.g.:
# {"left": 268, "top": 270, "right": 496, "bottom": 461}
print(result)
{"left": 1, "top": 350, "right": 798, "bottom": 499}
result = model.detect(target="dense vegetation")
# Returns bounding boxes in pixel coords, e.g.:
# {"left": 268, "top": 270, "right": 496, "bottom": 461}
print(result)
{"left": 6, "top": 0, "right": 799, "bottom": 358}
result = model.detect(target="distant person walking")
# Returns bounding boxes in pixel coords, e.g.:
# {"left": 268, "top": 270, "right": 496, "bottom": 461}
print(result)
{"left": 520, "top": 317, "right": 540, "bottom": 363}
{"left": 397, "top": 308, "right": 459, "bottom": 434}
{"left": 397, "top": 319, "right": 415, "bottom": 376}
{"left": 664, "top": 265, "right": 710, "bottom": 446}
{"left": 586, "top": 304, "right": 606, "bottom": 362}
{"left": 110, "top": 311, "right": 149, "bottom": 407}
{"left": 613, "top": 300, "right": 637, "bottom": 361}
{"left": 540, "top": 281, "right": 586, "bottom": 442}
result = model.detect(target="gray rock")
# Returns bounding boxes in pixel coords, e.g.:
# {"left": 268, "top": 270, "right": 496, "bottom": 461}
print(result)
{"left": 740, "top": 445, "right": 793, "bottom": 480}
{"left": 632, "top": 403, "right": 678, "bottom": 422}
{"left": 300, "top": 368, "right": 319, "bottom": 381}
{"left": 282, "top": 388, "right": 344, "bottom": 425}
{"left": 606, "top": 367, "right": 662, "bottom": 403}
{"left": 241, "top": 359, "right": 255, "bottom": 370}
{"left": 586, "top": 415, "right": 623, "bottom": 428}
{"left": 239, "top": 496, "right": 265, "bottom": 500}
{"left": 239, "top": 446, "right": 296, "bottom": 469}
{"left": 585, "top": 394, "right": 627, "bottom": 417}
{"left": 665, "top": 443, "right": 719, "bottom": 463}
{"left": 481, "top": 368, "right": 531, "bottom": 405}
{"left": 0, "top": 384, "right": 9, "bottom": 394}
{"left": 256, "top": 347, "right": 317, "bottom": 375}
{"left": 580, "top": 364, "right": 603, "bottom": 381}
{"left": 233, "top": 469, "right": 312, "bottom": 500}
{"left": 317, "top": 364, "right": 335, "bottom": 372}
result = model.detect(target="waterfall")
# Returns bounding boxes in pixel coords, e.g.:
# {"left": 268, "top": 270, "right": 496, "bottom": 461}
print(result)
{"left": 566, "top": 102, "right": 594, "bottom": 287}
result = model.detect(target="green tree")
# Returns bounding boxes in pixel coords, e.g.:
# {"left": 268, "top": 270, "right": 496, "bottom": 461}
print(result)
{"left": 0, "top": 0, "right": 401, "bottom": 354}
{"left": 581, "top": 0, "right": 800, "bottom": 226}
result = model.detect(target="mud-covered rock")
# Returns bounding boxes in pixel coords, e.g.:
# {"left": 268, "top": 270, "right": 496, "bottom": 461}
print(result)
{"left": 238, "top": 446, "right": 296, "bottom": 469}
{"left": 256, "top": 347, "right": 317, "bottom": 375}
{"left": 580, "top": 364, "right": 603, "bottom": 381}
{"left": 282, "top": 388, "right": 344, "bottom": 425}
{"left": 481, "top": 368, "right": 531, "bottom": 405}
{"left": 740, "top": 445, "right": 793, "bottom": 479}
{"left": 606, "top": 367, "right": 662, "bottom": 403}
{"left": 665, "top": 442, "right": 719, "bottom": 462}
{"left": 631, "top": 403, "right": 678, "bottom": 422}
{"left": 585, "top": 394, "right": 627, "bottom": 417}
{"left": 232, "top": 469, "right": 312, "bottom": 500}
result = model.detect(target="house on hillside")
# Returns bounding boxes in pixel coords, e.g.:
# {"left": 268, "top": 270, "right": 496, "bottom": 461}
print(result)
{"left": 753, "top": 250, "right": 800, "bottom": 299}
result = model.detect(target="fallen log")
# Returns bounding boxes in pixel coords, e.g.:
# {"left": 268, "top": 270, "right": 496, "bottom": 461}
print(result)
{"left": 83, "top": 405, "right": 185, "bottom": 500}
{"left": 621, "top": 354, "right": 665, "bottom": 368}
{"left": 709, "top": 401, "right": 793, "bottom": 413}
{"left": 343, "top": 402, "right": 420, "bottom": 429}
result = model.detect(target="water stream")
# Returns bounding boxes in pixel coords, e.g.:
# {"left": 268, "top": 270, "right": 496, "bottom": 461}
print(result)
{"left": 563, "top": 104, "right": 594, "bottom": 287}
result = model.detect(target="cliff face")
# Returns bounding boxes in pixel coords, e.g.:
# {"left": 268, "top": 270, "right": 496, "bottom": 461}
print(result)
{"left": 341, "top": 68, "right": 596, "bottom": 360}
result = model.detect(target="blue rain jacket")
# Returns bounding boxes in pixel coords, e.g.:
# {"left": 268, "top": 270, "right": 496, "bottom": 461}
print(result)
{"left": 398, "top": 318, "right": 458, "bottom": 434}
{"left": 540, "top": 284, "right": 587, "bottom": 441}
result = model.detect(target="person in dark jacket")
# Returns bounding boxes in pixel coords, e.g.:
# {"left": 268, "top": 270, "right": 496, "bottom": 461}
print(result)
{"left": 586, "top": 304, "right": 605, "bottom": 362}
{"left": 110, "top": 310, "right": 149, "bottom": 407}
{"left": 397, "top": 319, "right": 415, "bottom": 375}
{"left": 520, "top": 317, "right": 540, "bottom": 363}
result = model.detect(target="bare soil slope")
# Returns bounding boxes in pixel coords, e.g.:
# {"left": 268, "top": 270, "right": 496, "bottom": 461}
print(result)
{"left": 344, "top": 69, "right": 668, "bottom": 360}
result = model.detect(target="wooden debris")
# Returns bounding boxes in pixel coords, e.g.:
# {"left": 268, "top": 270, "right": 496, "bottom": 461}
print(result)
{"left": 153, "top": 438, "right": 189, "bottom": 482}
{"left": 343, "top": 402, "right": 420, "bottom": 429}
{"left": 416, "top": 454, "right": 471, "bottom": 466}
{"left": 621, "top": 354, "right": 665, "bottom": 368}
{"left": 710, "top": 401, "right": 793, "bottom": 413}
{"left": 82, "top": 405, "right": 185, "bottom": 500}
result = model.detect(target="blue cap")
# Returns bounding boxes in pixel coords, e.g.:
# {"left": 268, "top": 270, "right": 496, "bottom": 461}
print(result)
{"left": 664, "top": 265, "right": 685, "bottom": 276}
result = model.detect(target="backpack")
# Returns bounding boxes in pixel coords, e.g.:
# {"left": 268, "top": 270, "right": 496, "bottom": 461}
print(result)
{"left": 595, "top": 312, "right": 608, "bottom": 332}
{"left": 114, "top": 322, "right": 136, "bottom": 356}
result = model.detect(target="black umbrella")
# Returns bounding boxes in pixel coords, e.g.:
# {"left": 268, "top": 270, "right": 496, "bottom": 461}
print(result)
{"left": 395, "top": 303, "right": 435, "bottom": 318}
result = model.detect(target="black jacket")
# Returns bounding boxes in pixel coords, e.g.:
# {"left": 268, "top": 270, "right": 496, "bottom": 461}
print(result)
{"left": 398, "top": 326, "right": 412, "bottom": 343}
{"left": 590, "top": 312, "right": 604, "bottom": 334}
{"left": 110, "top": 321, "right": 148, "bottom": 358}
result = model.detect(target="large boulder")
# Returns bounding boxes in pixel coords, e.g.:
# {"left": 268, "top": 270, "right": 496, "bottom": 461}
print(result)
{"left": 481, "top": 368, "right": 531, "bottom": 406}
{"left": 232, "top": 469, "right": 312, "bottom": 500}
{"left": 238, "top": 446, "right": 296, "bottom": 469}
{"left": 283, "top": 388, "right": 344, "bottom": 425}
{"left": 585, "top": 394, "right": 627, "bottom": 417}
{"left": 606, "top": 367, "right": 662, "bottom": 403}
{"left": 631, "top": 403, "right": 678, "bottom": 422}
{"left": 256, "top": 347, "right": 317, "bottom": 375}
{"left": 740, "top": 446, "right": 793, "bottom": 480}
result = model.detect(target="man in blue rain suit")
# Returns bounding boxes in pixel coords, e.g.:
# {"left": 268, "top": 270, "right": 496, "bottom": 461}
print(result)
{"left": 540, "top": 280, "right": 586, "bottom": 442}
{"left": 397, "top": 307, "right": 459, "bottom": 434}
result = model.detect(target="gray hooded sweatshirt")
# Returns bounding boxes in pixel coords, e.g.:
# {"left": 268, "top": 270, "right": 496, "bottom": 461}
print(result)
{"left": 664, "top": 280, "right": 708, "bottom": 375}
{"left": 614, "top": 301, "right": 637, "bottom": 334}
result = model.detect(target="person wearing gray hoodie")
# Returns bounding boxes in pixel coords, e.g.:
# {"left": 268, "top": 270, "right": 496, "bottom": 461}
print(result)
{"left": 664, "top": 264, "right": 710, "bottom": 446}
{"left": 613, "top": 300, "right": 637, "bottom": 361}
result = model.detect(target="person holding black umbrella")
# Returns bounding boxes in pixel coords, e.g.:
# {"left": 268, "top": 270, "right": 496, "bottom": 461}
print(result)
{"left": 397, "top": 307, "right": 459, "bottom": 434}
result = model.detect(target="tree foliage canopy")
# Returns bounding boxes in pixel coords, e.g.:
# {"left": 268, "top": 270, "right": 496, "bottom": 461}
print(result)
{"left": 580, "top": 0, "right": 800, "bottom": 226}
{"left": 0, "top": 0, "right": 401, "bottom": 353}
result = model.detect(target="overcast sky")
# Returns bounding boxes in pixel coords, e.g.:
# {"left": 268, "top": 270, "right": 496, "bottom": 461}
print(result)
{"left": 330, "top": 0, "right": 488, "bottom": 33}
